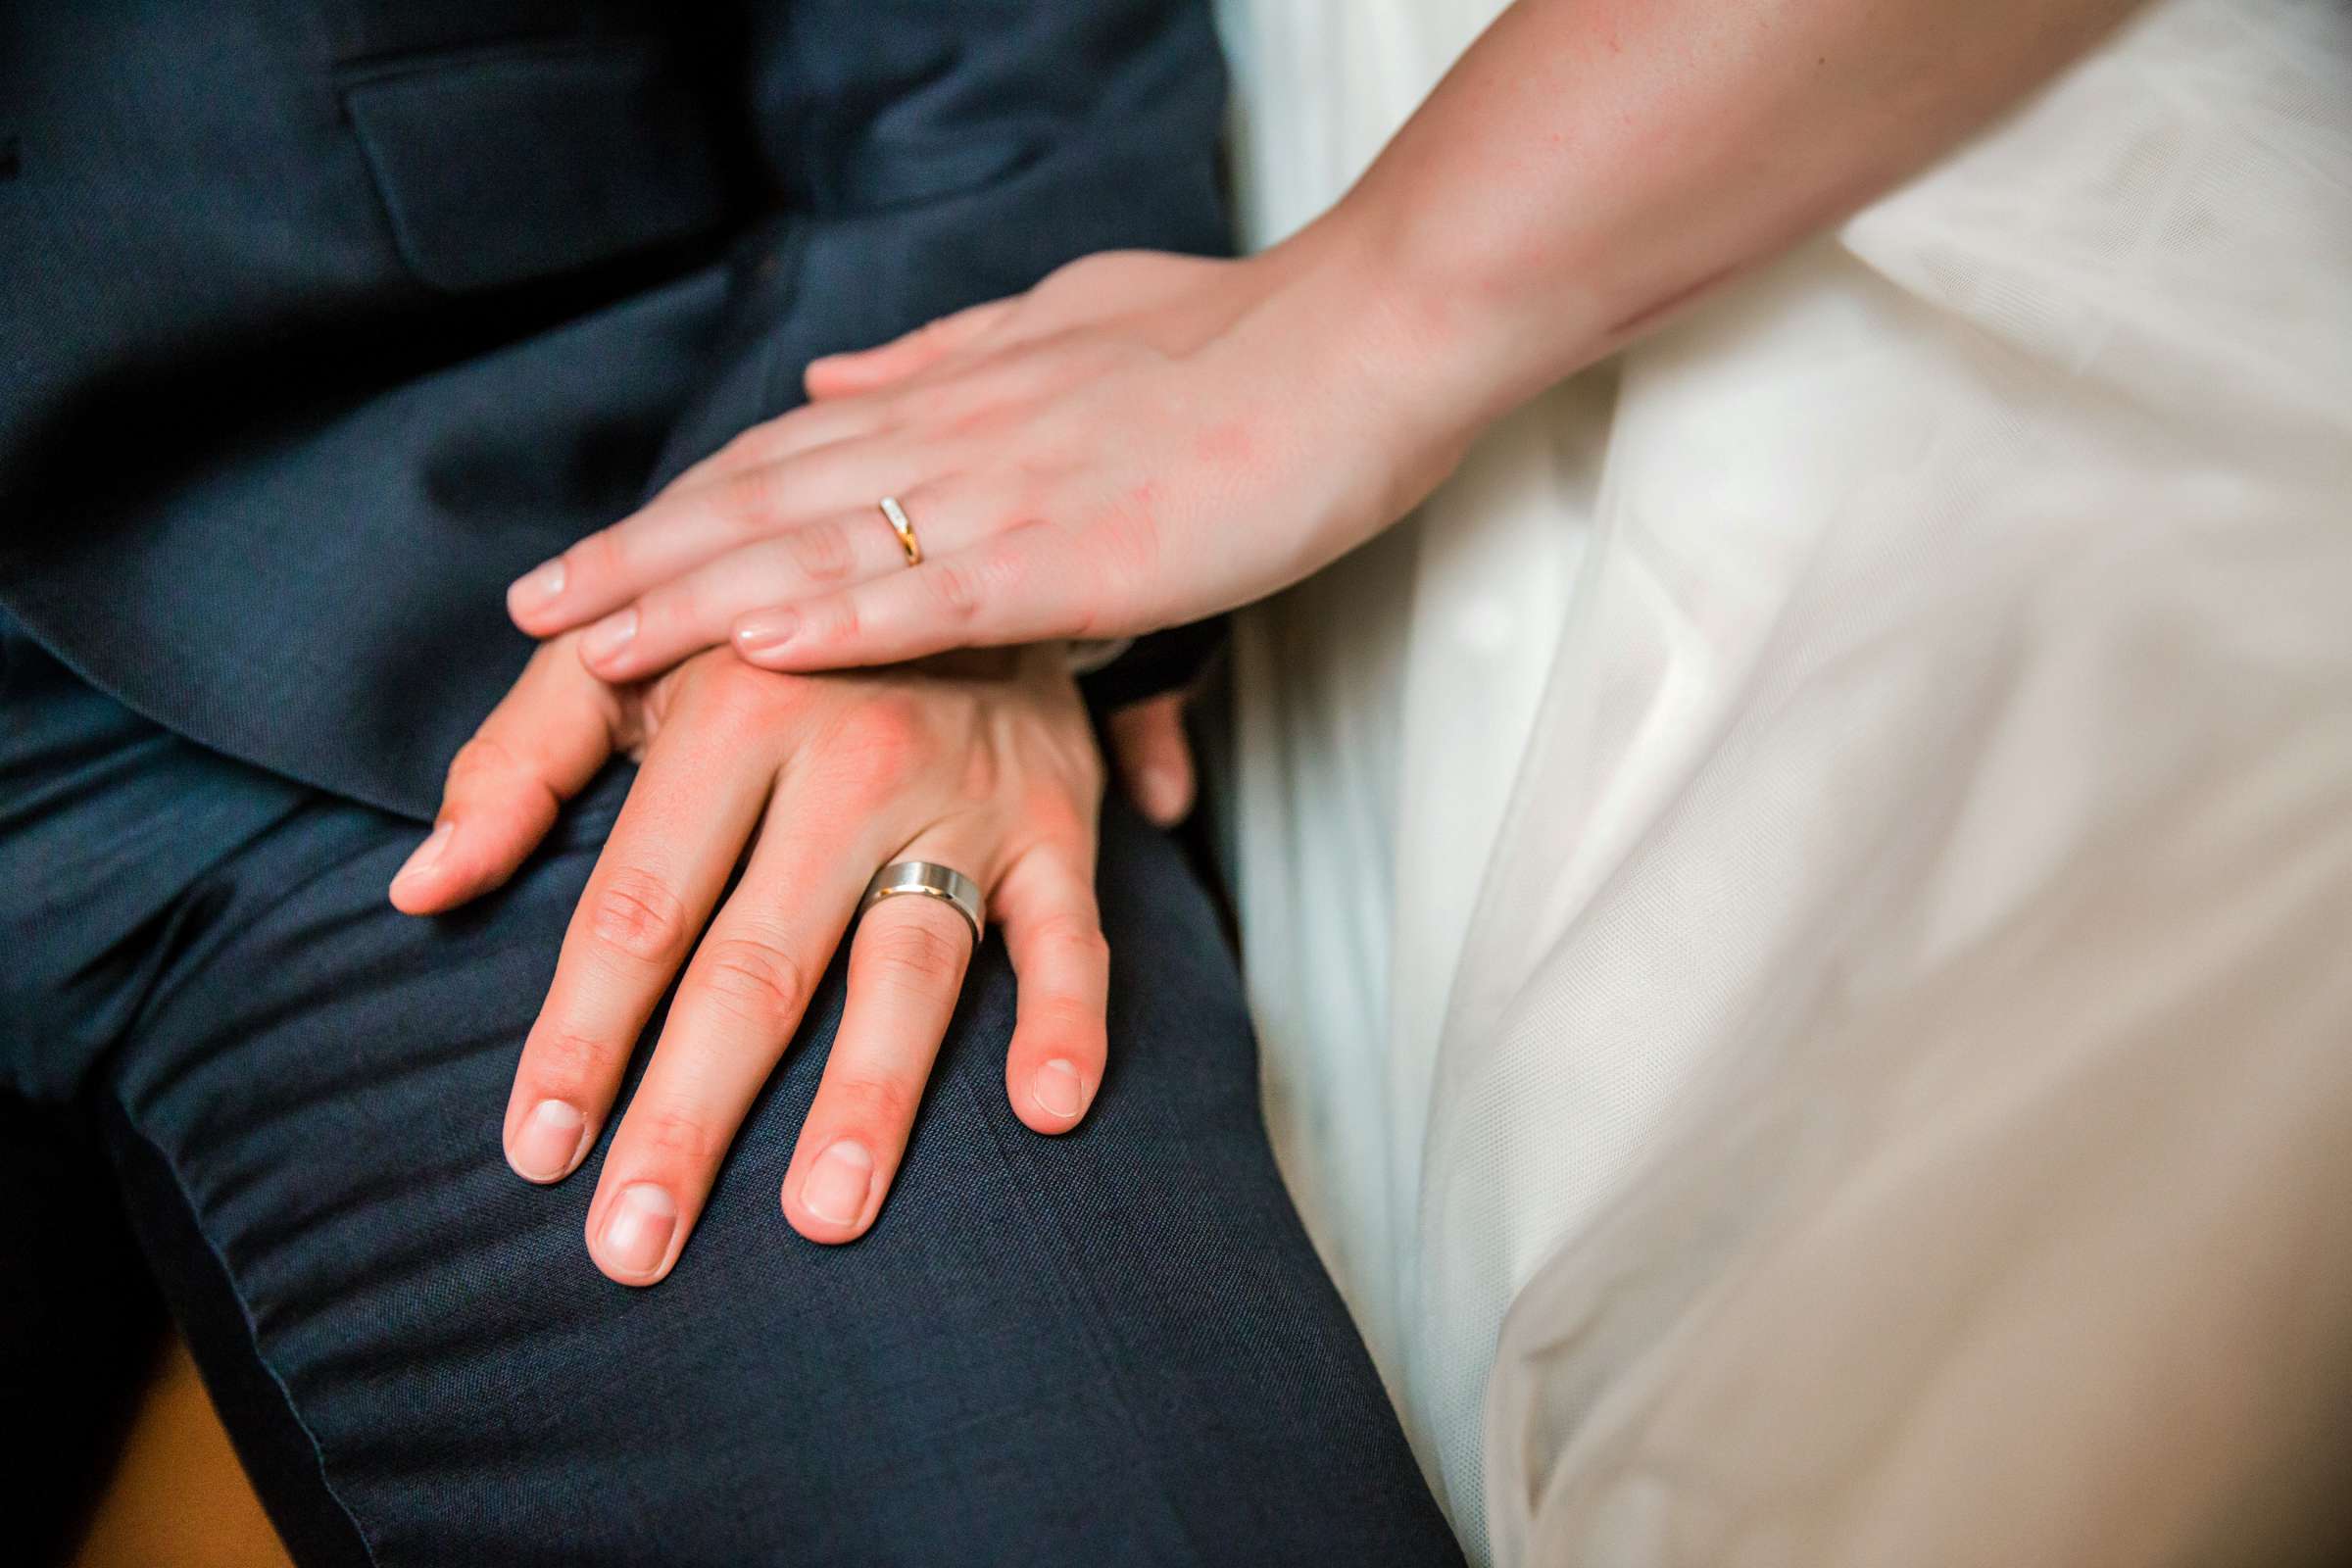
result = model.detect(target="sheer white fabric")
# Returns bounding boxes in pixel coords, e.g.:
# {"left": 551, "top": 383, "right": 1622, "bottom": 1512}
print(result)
{"left": 1214, "top": 1, "right": 2352, "bottom": 1562}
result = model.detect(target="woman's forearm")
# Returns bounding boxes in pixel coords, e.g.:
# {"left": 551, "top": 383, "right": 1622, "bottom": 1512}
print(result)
{"left": 502, "top": 0, "right": 2152, "bottom": 672}
{"left": 1283, "top": 0, "right": 2141, "bottom": 436}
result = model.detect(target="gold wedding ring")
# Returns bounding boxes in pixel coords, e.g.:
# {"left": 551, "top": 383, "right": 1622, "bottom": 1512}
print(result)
{"left": 877, "top": 496, "right": 922, "bottom": 567}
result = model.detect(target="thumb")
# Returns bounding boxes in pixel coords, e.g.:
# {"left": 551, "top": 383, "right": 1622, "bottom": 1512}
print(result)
{"left": 804, "top": 298, "right": 1017, "bottom": 400}
{"left": 389, "top": 639, "right": 624, "bottom": 914}
{"left": 1107, "top": 693, "right": 1197, "bottom": 827}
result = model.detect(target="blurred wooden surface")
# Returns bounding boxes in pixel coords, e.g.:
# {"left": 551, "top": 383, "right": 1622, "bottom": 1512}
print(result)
{"left": 72, "top": 1330, "right": 292, "bottom": 1568}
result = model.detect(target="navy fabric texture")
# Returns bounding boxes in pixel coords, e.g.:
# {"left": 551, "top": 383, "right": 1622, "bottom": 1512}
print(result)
{"left": 0, "top": 612, "right": 1464, "bottom": 1566}
{"left": 0, "top": 0, "right": 1230, "bottom": 820}
{"left": 0, "top": 6, "right": 1447, "bottom": 1557}
{"left": 0, "top": 7, "right": 1408, "bottom": 1558}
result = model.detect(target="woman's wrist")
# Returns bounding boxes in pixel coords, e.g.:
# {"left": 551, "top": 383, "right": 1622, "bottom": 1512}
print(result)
{"left": 1314, "top": 174, "right": 1618, "bottom": 407}
{"left": 1239, "top": 208, "right": 1548, "bottom": 532}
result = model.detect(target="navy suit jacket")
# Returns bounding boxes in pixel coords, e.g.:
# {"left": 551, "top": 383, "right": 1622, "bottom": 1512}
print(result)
{"left": 0, "top": 0, "right": 1228, "bottom": 819}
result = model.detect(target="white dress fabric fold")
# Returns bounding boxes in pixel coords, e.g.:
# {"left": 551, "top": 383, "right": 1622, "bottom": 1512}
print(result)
{"left": 1215, "top": 1, "right": 2352, "bottom": 1561}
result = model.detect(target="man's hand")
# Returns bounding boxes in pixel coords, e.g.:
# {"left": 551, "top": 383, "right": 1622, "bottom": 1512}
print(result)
{"left": 387, "top": 640, "right": 1108, "bottom": 1284}
{"left": 1105, "top": 691, "right": 1197, "bottom": 828}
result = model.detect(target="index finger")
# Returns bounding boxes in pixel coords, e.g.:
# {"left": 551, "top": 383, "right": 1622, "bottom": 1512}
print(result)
{"left": 505, "top": 432, "right": 907, "bottom": 640}
{"left": 500, "top": 695, "right": 776, "bottom": 1194}
{"left": 389, "top": 636, "right": 624, "bottom": 915}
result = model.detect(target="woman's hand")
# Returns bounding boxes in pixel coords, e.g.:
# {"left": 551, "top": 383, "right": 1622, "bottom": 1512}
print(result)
{"left": 502, "top": 247, "right": 1465, "bottom": 679}
{"left": 497, "top": 0, "right": 2134, "bottom": 685}
{"left": 386, "top": 639, "right": 1108, "bottom": 1283}
{"left": 487, "top": 0, "right": 2147, "bottom": 689}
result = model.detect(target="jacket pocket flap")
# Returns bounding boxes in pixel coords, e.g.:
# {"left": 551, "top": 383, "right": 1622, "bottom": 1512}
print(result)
{"left": 344, "top": 41, "right": 728, "bottom": 293}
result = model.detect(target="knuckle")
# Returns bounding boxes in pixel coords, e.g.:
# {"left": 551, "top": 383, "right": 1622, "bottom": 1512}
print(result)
{"left": 718, "top": 464, "right": 787, "bottom": 531}
{"left": 693, "top": 935, "right": 812, "bottom": 1036}
{"left": 831, "top": 697, "right": 927, "bottom": 796}
{"left": 445, "top": 733, "right": 519, "bottom": 794}
{"left": 861, "top": 913, "right": 969, "bottom": 987}
{"left": 1030, "top": 910, "right": 1109, "bottom": 964}
{"left": 568, "top": 527, "right": 626, "bottom": 587}
{"left": 924, "top": 558, "right": 984, "bottom": 622}
{"left": 945, "top": 401, "right": 1006, "bottom": 440}
{"left": 894, "top": 378, "right": 956, "bottom": 425}
{"left": 688, "top": 655, "right": 795, "bottom": 725}
{"left": 586, "top": 867, "right": 692, "bottom": 963}
{"left": 525, "top": 1027, "right": 613, "bottom": 1101}
{"left": 899, "top": 379, "right": 999, "bottom": 438}
{"left": 827, "top": 1069, "right": 921, "bottom": 1131}
{"left": 634, "top": 583, "right": 696, "bottom": 647}
{"left": 627, "top": 1107, "right": 721, "bottom": 1168}
{"left": 1025, "top": 991, "right": 1105, "bottom": 1044}
{"left": 803, "top": 596, "right": 862, "bottom": 653}
{"left": 783, "top": 519, "right": 856, "bottom": 585}
{"left": 988, "top": 517, "right": 1076, "bottom": 628}
{"left": 1016, "top": 781, "right": 1091, "bottom": 841}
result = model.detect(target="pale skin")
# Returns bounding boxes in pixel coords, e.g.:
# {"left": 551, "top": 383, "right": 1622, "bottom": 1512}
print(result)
{"left": 507, "top": 0, "right": 2141, "bottom": 674}
{"left": 403, "top": 0, "right": 2139, "bottom": 1284}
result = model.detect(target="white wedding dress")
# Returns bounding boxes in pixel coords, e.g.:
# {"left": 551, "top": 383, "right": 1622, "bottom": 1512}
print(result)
{"left": 1212, "top": 1, "right": 2352, "bottom": 1563}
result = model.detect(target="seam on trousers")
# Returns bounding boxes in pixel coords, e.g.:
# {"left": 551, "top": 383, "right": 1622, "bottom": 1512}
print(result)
{"left": 112, "top": 1093, "right": 384, "bottom": 1568}
{"left": 956, "top": 1070, "right": 1207, "bottom": 1567}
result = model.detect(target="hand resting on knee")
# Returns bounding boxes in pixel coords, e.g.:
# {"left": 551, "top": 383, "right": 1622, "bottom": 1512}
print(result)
{"left": 385, "top": 637, "right": 1108, "bottom": 1284}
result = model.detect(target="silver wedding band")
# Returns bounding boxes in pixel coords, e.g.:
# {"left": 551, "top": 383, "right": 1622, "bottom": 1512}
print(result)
{"left": 859, "top": 860, "right": 983, "bottom": 946}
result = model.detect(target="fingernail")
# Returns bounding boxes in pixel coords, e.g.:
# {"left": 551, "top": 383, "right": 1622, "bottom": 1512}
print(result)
{"left": 508, "top": 558, "right": 566, "bottom": 615}
{"left": 581, "top": 608, "right": 638, "bottom": 666}
{"left": 733, "top": 611, "right": 797, "bottom": 659}
{"left": 509, "top": 1099, "right": 588, "bottom": 1183}
{"left": 802, "top": 1140, "right": 873, "bottom": 1226}
{"left": 1031, "top": 1059, "right": 1087, "bottom": 1120}
{"left": 601, "top": 1183, "right": 678, "bottom": 1279}
{"left": 391, "top": 821, "right": 455, "bottom": 888}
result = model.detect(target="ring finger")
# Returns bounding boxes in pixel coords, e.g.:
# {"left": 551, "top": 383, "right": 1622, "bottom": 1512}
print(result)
{"left": 577, "top": 484, "right": 982, "bottom": 683}
{"left": 782, "top": 827, "right": 991, "bottom": 1245}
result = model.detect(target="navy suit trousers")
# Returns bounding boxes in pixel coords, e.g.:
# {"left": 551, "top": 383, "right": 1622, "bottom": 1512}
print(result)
{"left": 0, "top": 612, "right": 1462, "bottom": 1567}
